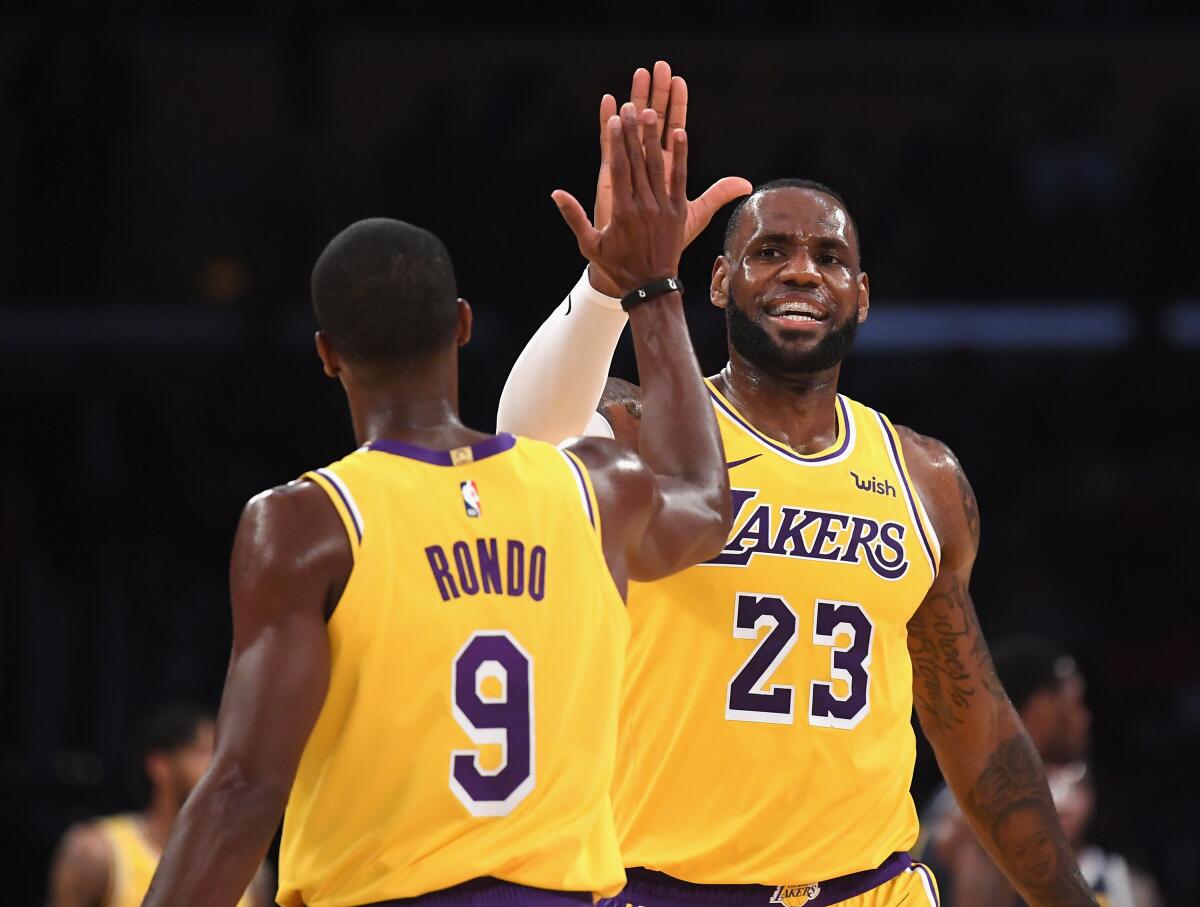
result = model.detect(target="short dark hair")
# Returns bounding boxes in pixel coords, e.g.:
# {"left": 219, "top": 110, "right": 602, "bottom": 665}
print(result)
{"left": 312, "top": 218, "right": 459, "bottom": 364}
{"left": 722, "top": 178, "right": 858, "bottom": 258}
{"left": 130, "top": 703, "right": 213, "bottom": 802}
{"left": 991, "top": 636, "right": 1079, "bottom": 713}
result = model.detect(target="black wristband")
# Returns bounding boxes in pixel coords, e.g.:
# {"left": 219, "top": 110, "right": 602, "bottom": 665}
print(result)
{"left": 621, "top": 277, "right": 683, "bottom": 312}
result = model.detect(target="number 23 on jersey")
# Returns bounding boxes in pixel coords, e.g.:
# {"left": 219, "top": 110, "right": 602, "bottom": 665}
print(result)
{"left": 726, "top": 593, "right": 874, "bottom": 729}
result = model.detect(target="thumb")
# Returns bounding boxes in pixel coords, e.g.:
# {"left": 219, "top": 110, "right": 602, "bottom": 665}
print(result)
{"left": 552, "top": 190, "right": 601, "bottom": 256}
{"left": 689, "top": 176, "right": 754, "bottom": 229}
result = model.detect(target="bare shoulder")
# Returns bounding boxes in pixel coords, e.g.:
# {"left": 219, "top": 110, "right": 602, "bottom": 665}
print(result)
{"left": 47, "top": 821, "right": 113, "bottom": 905}
{"left": 232, "top": 479, "right": 353, "bottom": 619}
{"left": 596, "top": 377, "right": 643, "bottom": 449}
{"left": 894, "top": 424, "right": 979, "bottom": 560}
{"left": 562, "top": 435, "right": 653, "bottom": 499}
{"left": 237, "top": 480, "right": 349, "bottom": 564}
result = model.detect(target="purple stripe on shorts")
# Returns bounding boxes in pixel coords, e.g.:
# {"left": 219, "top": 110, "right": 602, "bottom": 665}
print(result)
{"left": 914, "top": 863, "right": 940, "bottom": 906}
{"left": 316, "top": 468, "right": 362, "bottom": 543}
{"left": 876, "top": 412, "right": 938, "bottom": 575}
{"left": 369, "top": 433, "right": 517, "bottom": 466}
{"left": 601, "top": 853, "right": 912, "bottom": 907}
{"left": 708, "top": 389, "right": 853, "bottom": 465}
{"left": 360, "top": 876, "right": 592, "bottom": 906}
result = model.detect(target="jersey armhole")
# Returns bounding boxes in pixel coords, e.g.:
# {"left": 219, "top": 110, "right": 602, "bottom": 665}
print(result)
{"left": 302, "top": 468, "right": 364, "bottom": 560}
{"left": 876, "top": 414, "right": 942, "bottom": 578}
{"left": 557, "top": 448, "right": 603, "bottom": 548}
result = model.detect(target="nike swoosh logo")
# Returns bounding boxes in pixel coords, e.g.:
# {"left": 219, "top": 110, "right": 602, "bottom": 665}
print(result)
{"left": 564, "top": 293, "right": 573, "bottom": 316}
{"left": 725, "top": 454, "right": 762, "bottom": 470}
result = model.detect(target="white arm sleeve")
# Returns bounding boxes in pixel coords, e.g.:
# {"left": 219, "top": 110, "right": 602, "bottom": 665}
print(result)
{"left": 496, "top": 267, "right": 627, "bottom": 443}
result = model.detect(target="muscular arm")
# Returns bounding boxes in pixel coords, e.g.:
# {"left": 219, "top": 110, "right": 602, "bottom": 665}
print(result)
{"left": 45, "top": 823, "right": 110, "bottom": 907}
{"left": 566, "top": 289, "right": 729, "bottom": 590}
{"left": 900, "top": 428, "right": 1097, "bottom": 907}
{"left": 143, "top": 481, "right": 350, "bottom": 907}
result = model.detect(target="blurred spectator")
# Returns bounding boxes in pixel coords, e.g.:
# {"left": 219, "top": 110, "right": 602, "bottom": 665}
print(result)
{"left": 43, "top": 705, "right": 273, "bottom": 907}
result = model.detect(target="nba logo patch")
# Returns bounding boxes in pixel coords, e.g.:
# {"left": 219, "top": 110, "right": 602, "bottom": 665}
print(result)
{"left": 770, "top": 883, "right": 820, "bottom": 907}
{"left": 460, "top": 480, "right": 481, "bottom": 518}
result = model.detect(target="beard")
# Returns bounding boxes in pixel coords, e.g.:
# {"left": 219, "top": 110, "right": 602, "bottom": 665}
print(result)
{"left": 726, "top": 288, "right": 859, "bottom": 376}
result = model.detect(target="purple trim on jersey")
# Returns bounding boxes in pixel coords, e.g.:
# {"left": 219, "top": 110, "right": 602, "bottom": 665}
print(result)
{"left": 368, "top": 433, "right": 517, "bottom": 466}
{"left": 914, "top": 863, "right": 940, "bottom": 906}
{"left": 876, "top": 412, "right": 938, "bottom": 576}
{"left": 562, "top": 453, "right": 595, "bottom": 527}
{"left": 601, "top": 853, "right": 912, "bottom": 907}
{"left": 709, "top": 388, "right": 853, "bottom": 464}
{"left": 360, "top": 876, "right": 592, "bottom": 905}
{"left": 315, "top": 468, "right": 363, "bottom": 543}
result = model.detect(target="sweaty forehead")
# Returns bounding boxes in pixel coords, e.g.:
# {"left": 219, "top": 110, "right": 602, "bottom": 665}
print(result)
{"left": 734, "top": 188, "right": 858, "bottom": 254}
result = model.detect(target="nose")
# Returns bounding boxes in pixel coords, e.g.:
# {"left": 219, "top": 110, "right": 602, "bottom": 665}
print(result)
{"left": 780, "top": 249, "right": 822, "bottom": 286}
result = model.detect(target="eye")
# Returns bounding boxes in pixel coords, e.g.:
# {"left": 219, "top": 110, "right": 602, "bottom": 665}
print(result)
{"left": 818, "top": 253, "right": 843, "bottom": 266}
{"left": 757, "top": 246, "right": 783, "bottom": 259}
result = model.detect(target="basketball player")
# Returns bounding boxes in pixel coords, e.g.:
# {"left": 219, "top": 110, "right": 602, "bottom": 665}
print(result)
{"left": 500, "top": 62, "right": 1100, "bottom": 906}
{"left": 45, "top": 705, "right": 271, "bottom": 907}
{"left": 142, "top": 105, "right": 732, "bottom": 906}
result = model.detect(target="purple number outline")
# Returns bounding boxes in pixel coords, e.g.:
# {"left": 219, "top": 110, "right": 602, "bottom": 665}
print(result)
{"left": 725, "top": 592, "right": 799, "bottom": 725}
{"left": 808, "top": 599, "right": 875, "bottom": 729}
{"left": 448, "top": 630, "right": 536, "bottom": 817}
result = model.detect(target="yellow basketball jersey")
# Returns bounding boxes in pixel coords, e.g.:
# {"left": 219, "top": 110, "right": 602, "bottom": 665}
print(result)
{"left": 613, "top": 380, "right": 941, "bottom": 885}
{"left": 277, "top": 434, "right": 629, "bottom": 907}
{"left": 98, "top": 814, "right": 254, "bottom": 907}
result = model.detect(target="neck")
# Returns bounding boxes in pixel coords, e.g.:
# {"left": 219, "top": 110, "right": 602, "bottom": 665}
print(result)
{"left": 140, "top": 793, "right": 178, "bottom": 852}
{"left": 713, "top": 348, "right": 843, "bottom": 454}
{"left": 344, "top": 350, "right": 487, "bottom": 449}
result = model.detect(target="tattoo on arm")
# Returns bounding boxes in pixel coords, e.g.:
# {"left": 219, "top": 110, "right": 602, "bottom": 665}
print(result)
{"left": 953, "top": 457, "right": 981, "bottom": 547}
{"left": 966, "top": 735, "right": 1096, "bottom": 905}
{"left": 908, "top": 576, "right": 1007, "bottom": 735}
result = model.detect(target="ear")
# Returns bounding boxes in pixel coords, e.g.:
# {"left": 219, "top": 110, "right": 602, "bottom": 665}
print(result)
{"left": 144, "top": 752, "right": 168, "bottom": 790}
{"left": 856, "top": 271, "right": 870, "bottom": 324}
{"left": 710, "top": 256, "right": 731, "bottom": 311}
{"left": 314, "top": 331, "right": 340, "bottom": 378}
{"left": 455, "top": 299, "right": 473, "bottom": 348}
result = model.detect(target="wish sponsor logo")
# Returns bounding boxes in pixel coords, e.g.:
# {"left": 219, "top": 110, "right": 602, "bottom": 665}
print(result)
{"left": 705, "top": 487, "right": 909, "bottom": 580}
{"left": 850, "top": 470, "right": 896, "bottom": 497}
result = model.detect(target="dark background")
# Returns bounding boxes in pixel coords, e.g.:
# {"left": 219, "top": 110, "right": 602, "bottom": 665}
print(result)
{"left": 2, "top": 3, "right": 1199, "bottom": 904}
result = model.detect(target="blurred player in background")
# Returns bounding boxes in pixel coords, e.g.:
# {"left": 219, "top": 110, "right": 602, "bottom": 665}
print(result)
{"left": 45, "top": 704, "right": 272, "bottom": 907}
{"left": 141, "top": 105, "right": 732, "bottom": 906}
{"left": 921, "top": 637, "right": 1160, "bottom": 907}
{"left": 502, "top": 61, "right": 1101, "bottom": 906}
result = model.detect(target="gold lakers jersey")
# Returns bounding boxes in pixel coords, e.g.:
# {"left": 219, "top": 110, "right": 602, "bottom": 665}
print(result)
{"left": 277, "top": 434, "right": 629, "bottom": 907}
{"left": 613, "top": 380, "right": 941, "bottom": 885}
{"left": 98, "top": 815, "right": 254, "bottom": 907}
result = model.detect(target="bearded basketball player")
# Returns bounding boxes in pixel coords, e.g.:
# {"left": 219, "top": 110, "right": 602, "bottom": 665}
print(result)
{"left": 499, "top": 61, "right": 1100, "bottom": 907}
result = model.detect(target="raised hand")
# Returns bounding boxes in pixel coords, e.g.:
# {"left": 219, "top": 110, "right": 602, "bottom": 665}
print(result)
{"left": 588, "top": 61, "right": 752, "bottom": 294}
{"left": 553, "top": 104, "right": 688, "bottom": 296}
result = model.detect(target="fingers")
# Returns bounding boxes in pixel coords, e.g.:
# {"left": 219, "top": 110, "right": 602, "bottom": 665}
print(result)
{"left": 668, "top": 128, "right": 688, "bottom": 207}
{"left": 629, "top": 67, "right": 650, "bottom": 113}
{"left": 650, "top": 60, "right": 672, "bottom": 146}
{"left": 619, "top": 103, "right": 652, "bottom": 202}
{"left": 689, "top": 176, "right": 754, "bottom": 231}
{"left": 598, "top": 93, "right": 617, "bottom": 161}
{"left": 606, "top": 115, "right": 633, "bottom": 213}
{"left": 640, "top": 109, "right": 669, "bottom": 205}
{"left": 551, "top": 190, "right": 601, "bottom": 256}
{"left": 665, "top": 76, "right": 688, "bottom": 154}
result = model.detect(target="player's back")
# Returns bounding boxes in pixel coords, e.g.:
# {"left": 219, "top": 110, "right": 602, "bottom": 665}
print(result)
{"left": 614, "top": 382, "right": 940, "bottom": 886}
{"left": 277, "top": 433, "right": 628, "bottom": 907}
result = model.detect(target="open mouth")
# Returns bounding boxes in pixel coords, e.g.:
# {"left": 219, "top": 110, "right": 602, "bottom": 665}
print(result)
{"left": 764, "top": 298, "right": 829, "bottom": 324}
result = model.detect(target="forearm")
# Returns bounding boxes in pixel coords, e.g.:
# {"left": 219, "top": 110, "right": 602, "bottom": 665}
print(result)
{"left": 929, "top": 705, "right": 1097, "bottom": 907}
{"left": 143, "top": 758, "right": 286, "bottom": 907}
{"left": 628, "top": 291, "right": 728, "bottom": 530}
{"left": 496, "top": 267, "right": 627, "bottom": 442}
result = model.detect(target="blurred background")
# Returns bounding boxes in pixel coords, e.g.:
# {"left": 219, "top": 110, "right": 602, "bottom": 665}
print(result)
{"left": 2, "top": 2, "right": 1198, "bottom": 905}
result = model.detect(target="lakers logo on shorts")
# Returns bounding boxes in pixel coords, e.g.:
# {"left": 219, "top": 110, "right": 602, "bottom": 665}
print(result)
{"left": 770, "top": 882, "right": 821, "bottom": 906}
